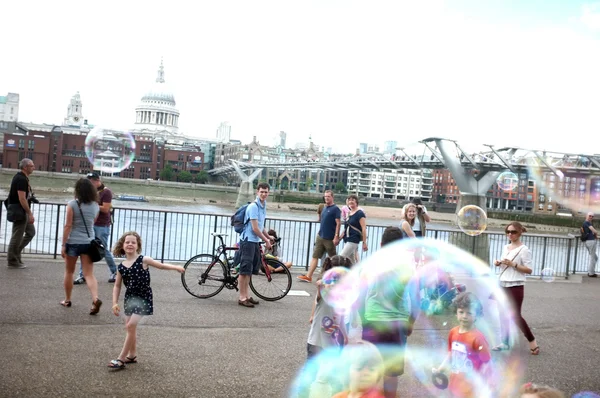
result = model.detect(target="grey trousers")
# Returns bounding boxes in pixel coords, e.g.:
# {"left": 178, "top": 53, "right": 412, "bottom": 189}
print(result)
{"left": 585, "top": 240, "right": 598, "bottom": 275}
{"left": 7, "top": 215, "right": 36, "bottom": 266}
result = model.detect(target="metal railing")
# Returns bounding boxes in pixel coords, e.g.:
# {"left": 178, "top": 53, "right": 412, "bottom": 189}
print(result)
{"left": 1, "top": 202, "right": 596, "bottom": 278}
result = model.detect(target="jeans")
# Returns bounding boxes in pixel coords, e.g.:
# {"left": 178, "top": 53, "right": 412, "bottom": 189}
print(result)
{"left": 78, "top": 225, "right": 116, "bottom": 277}
{"left": 7, "top": 215, "right": 35, "bottom": 266}
{"left": 585, "top": 240, "right": 598, "bottom": 275}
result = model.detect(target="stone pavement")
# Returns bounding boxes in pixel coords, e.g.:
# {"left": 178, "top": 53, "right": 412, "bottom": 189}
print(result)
{"left": 0, "top": 257, "right": 599, "bottom": 397}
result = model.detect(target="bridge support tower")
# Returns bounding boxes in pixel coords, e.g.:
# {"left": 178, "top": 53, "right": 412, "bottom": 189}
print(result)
{"left": 231, "top": 162, "right": 263, "bottom": 207}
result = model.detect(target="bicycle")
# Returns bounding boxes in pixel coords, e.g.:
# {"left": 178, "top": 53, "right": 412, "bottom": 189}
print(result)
{"left": 181, "top": 232, "right": 293, "bottom": 301}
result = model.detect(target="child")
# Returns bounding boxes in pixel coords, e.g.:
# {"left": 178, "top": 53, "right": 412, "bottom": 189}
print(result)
{"left": 331, "top": 341, "right": 386, "bottom": 398}
{"left": 433, "top": 292, "right": 492, "bottom": 398}
{"left": 264, "top": 229, "right": 293, "bottom": 272}
{"left": 107, "top": 231, "right": 184, "bottom": 370}
{"left": 300, "top": 255, "right": 352, "bottom": 397}
{"left": 519, "top": 383, "right": 566, "bottom": 398}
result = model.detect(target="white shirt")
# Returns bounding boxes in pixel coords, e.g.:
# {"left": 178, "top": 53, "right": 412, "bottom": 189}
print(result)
{"left": 499, "top": 244, "right": 532, "bottom": 287}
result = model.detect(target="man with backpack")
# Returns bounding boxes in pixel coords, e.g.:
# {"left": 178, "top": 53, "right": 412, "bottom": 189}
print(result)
{"left": 237, "top": 183, "right": 272, "bottom": 307}
{"left": 582, "top": 212, "right": 598, "bottom": 277}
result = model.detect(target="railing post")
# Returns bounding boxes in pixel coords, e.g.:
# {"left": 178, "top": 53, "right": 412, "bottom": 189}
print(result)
{"left": 212, "top": 215, "right": 218, "bottom": 254}
{"left": 471, "top": 235, "right": 476, "bottom": 256}
{"left": 572, "top": 239, "right": 580, "bottom": 275}
{"left": 305, "top": 222, "right": 313, "bottom": 271}
{"left": 541, "top": 237, "right": 548, "bottom": 271}
{"left": 161, "top": 212, "right": 168, "bottom": 263}
{"left": 53, "top": 205, "right": 61, "bottom": 259}
{"left": 565, "top": 238, "right": 572, "bottom": 280}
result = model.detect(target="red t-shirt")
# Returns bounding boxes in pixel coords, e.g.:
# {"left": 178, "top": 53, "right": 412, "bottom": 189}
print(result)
{"left": 447, "top": 326, "right": 491, "bottom": 398}
{"left": 95, "top": 187, "right": 112, "bottom": 227}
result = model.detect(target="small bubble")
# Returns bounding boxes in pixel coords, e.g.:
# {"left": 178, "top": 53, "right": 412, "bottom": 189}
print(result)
{"left": 456, "top": 205, "right": 487, "bottom": 236}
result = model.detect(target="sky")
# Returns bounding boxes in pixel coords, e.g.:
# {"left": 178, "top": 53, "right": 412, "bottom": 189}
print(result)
{"left": 3, "top": 0, "right": 600, "bottom": 155}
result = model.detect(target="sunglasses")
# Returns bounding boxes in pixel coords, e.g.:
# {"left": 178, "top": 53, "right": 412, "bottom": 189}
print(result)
{"left": 506, "top": 230, "right": 519, "bottom": 235}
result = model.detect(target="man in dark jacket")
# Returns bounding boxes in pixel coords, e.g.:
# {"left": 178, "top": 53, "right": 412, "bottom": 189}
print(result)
{"left": 7, "top": 158, "right": 36, "bottom": 269}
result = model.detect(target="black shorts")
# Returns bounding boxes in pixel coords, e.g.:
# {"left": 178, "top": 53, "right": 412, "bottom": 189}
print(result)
{"left": 362, "top": 320, "right": 408, "bottom": 377}
{"left": 239, "top": 240, "right": 261, "bottom": 276}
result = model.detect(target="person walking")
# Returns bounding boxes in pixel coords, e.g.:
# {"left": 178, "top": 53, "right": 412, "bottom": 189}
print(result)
{"left": 238, "top": 183, "right": 272, "bottom": 308}
{"left": 74, "top": 172, "right": 118, "bottom": 284}
{"left": 492, "top": 222, "right": 540, "bottom": 356}
{"left": 339, "top": 194, "right": 368, "bottom": 265}
{"left": 582, "top": 212, "right": 598, "bottom": 277}
{"left": 60, "top": 178, "right": 102, "bottom": 314}
{"left": 7, "top": 158, "right": 36, "bottom": 269}
{"left": 298, "top": 190, "right": 341, "bottom": 283}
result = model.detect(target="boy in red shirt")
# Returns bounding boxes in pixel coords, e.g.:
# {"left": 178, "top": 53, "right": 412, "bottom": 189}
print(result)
{"left": 433, "top": 292, "right": 492, "bottom": 397}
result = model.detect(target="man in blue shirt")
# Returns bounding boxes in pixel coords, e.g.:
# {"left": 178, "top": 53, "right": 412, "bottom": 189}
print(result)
{"left": 238, "top": 183, "right": 272, "bottom": 307}
{"left": 298, "top": 190, "right": 341, "bottom": 283}
{"left": 583, "top": 212, "right": 598, "bottom": 277}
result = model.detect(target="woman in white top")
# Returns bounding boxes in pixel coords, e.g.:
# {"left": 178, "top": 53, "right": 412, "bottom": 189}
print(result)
{"left": 492, "top": 222, "right": 539, "bottom": 355}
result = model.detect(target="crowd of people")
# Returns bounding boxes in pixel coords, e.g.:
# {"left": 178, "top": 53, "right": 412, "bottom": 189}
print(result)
{"left": 5, "top": 162, "right": 592, "bottom": 396}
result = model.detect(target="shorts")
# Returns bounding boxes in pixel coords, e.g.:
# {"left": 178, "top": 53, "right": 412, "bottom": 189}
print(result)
{"left": 307, "top": 343, "right": 322, "bottom": 361}
{"left": 65, "top": 243, "right": 91, "bottom": 257}
{"left": 362, "top": 320, "right": 408, "bottom": 377}
{"left": 239, "top": 240, "right": 261, "bottom": 276}
{"left": 312, "top": 235, "right": 337, "bottom": 259}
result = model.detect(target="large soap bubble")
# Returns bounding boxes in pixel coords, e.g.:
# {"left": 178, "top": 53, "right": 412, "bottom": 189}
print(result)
{"left": 85, "top": 127, "right": 136, "bottom": 174}
{"left": 289, "top": 239, "right": 526, "bottom": 398}
{"left": 456, "top": 205, "right": 488, "bottom": 236}
{"left": 496, "top": 171, "right": 518, "bottom": 191}
{"left": 320, "top": 267, "right": 360, "bottom": 311}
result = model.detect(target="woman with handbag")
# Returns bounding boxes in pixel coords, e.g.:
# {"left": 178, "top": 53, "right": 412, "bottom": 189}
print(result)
{"left": 340, "top": 194, "right": 368, "bottom": 265}
{"left": 60, "top": 178, "right": 102, "bottom": 315}
{"left": 492, "top": 222, "right": 540, "bottom": 355}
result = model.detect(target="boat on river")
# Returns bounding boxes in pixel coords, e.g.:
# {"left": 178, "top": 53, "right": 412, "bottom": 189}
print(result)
{"left": 116, "top": 195, "right": 148, "bottom": 202}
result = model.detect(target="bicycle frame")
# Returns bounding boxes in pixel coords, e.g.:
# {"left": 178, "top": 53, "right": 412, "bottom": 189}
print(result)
{"left": 213, "top": 235, "right": 274, "bottom": 281}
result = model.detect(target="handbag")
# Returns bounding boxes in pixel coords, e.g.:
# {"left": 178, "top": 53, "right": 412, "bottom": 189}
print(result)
{"left": 489, "top": 246, "right": 524, "bottom": 300}
{"left": 5, "top": 198, "right": 26, "bottom": 222}
{"left": 76, "top": 201, "right": 106, "bottom": 262}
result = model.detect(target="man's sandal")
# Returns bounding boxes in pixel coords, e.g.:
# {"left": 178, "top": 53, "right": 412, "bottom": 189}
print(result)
{"left": 108, "top": 359, "right": 125, "bottom": 370}
{"left": 125, "top": 356, "right": 137, "bottom": 364}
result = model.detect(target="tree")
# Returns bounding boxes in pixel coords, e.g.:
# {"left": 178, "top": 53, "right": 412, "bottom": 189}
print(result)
{"left": 306, "top": 177, "right": 314, "bottom": 192}
{"left": 160, "top": 164, "right": 174, "bottom": 181}
{"left": 335, "top": 182, "right": 347, "bottom": 194}
{"left": 194, "top": 170, "right": 209, "bottom": 184}
{"left": 178, "top": 170, "right": 192, "bottom": 183}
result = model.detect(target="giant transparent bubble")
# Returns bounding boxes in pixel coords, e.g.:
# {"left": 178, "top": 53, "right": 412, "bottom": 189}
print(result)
{"left": 289, "top": 239, "right": 526, "bottom": 398}
{"left": 85, "top": 127, "right": 136, "bottom": 174}
{"left": 496, "top": 171, "right": 518, "bottom": 191}
{"left": 528, "top": 162, "right": 600, "bottom": 215}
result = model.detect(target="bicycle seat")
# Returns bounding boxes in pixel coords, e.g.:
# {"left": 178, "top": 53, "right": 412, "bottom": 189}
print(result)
{"left": 210, "top": 232, "right": 229, "bottom": 238}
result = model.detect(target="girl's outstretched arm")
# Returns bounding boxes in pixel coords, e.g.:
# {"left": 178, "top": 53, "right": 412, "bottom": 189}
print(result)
{"left": 143, "top": 256, "right": 185, "bottom": 273}
{"left": 112, "top": 272, "right": 123, "bottom": 316}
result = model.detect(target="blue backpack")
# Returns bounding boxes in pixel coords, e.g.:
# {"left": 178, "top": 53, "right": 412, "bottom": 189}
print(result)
{"left": 231, "top": 202, "right": 251, "bottom": 234}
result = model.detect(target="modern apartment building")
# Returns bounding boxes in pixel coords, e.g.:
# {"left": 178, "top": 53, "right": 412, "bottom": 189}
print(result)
{"left": 347, "top": 168, "right": 432, "bottom": 201}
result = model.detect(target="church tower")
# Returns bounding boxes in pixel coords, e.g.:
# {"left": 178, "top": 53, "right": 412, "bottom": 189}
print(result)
{"left": 64, "top": 92, "right": 84, "bottom": 127}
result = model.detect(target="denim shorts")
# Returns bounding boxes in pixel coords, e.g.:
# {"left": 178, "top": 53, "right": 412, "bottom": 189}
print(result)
{"left": 65, "top": 243, "right": 91, "bottom": 257}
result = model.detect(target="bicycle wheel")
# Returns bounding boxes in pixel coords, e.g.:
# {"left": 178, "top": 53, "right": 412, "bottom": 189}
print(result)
{"left": 250, "top": 258, "right": 292, "bottom": 301}
{"left": 182, "top": 254, "right": 227, "bottom": 299}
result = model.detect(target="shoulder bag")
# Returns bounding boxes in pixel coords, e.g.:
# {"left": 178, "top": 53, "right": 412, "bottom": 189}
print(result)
{"left": 5, "top": 198, "right": 26, "bottom": 222}
{"left": 76, "top": 201, "right": 106, "bottom": 262}
{"left": 489, "top": 246, "right": 525, "bottom": 300}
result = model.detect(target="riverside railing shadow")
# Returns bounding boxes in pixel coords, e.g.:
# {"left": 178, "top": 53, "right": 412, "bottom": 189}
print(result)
{"left": 0, "top": 202, "right": 595, "bottom": 278}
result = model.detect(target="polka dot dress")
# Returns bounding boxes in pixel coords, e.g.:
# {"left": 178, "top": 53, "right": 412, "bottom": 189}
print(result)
{"left": 119, "top": 255, "right": 153, "bottom": 316}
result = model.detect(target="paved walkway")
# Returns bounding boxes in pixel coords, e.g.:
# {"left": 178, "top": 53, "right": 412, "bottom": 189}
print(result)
{"left": 0, "top": 257, "right": 599, "bottom": 397}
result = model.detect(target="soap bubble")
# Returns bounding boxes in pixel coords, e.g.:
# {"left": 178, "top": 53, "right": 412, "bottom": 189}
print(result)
{"left": 457, "top": 205, "right": 488, "bottom": 236}
{"left": 541, "top": 268, "right": 556, "bottom": 283}
{"left": 85, "top": 127, "right": 136, "bottom": 174}
{"left": 320, "top": 267, "right": 359, "bottom": 311}
{"left": 528, "top": 164, "right": 600, "bottom": 215}
{"left": 290, "top": 239, "right": 526, "bottom": 398}
{"left": 496, "top": 171, "right": 519, "bottom": 191}
{"left": 573, "top": 392, "right": 600, "bottom": 398}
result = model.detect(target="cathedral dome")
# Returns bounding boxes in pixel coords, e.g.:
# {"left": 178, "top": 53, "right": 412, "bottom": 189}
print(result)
{"left": 141, "top": 81, "right": 176, "bottom": 105}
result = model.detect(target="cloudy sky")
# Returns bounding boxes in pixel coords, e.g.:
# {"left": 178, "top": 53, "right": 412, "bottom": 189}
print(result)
{"left": 3, "top": 0, "right": 600, "bottom": 154}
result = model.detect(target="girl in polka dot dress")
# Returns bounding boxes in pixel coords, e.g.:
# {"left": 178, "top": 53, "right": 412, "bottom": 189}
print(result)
{"left": 108, "top": 231, "right": 184, "bottom": 370}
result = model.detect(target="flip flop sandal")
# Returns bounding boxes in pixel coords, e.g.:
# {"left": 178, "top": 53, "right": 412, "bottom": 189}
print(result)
{"left": 108, "top": 359, "right": 125, "bottom": 370}
{"left": 530, "top": 346, "right": 540, "bottom": 355}
{"left": 125, "top": 356, "right": 137, "bottom": 364}
{"left": 60, "top": 300, "right": 72, "bottom": 307}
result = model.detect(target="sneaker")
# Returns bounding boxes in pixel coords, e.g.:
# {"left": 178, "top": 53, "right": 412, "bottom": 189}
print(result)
{"left": 297, "top": 275, "right": 312, "bottom": 283}
{"left": 108, "top": 273, "right": 116, "bottom": 283}
{"left": 73, "top": 277, "right": 86, "bottom": 285}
